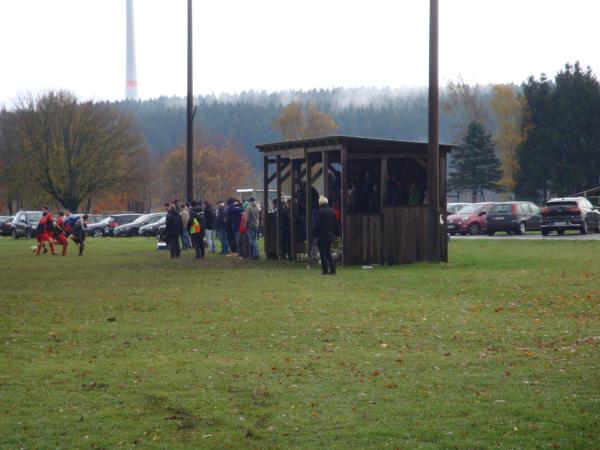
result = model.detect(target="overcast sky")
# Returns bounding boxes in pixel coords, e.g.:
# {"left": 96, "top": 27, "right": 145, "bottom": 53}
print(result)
{"left": 1, "top": 0, "right": 598, "bottom": 105}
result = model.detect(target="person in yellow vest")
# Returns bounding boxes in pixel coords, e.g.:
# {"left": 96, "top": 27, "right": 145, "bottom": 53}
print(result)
{"left": 188, "top": 201, "right": 205, "bottom": 259}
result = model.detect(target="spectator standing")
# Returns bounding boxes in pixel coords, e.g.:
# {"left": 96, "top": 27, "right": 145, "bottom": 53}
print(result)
{"left": 312, "top": 196, "right": 338, "bottom": 275}
{"left": 180, "top": 203, "right": 191, "bottom": 250}
{"left": 226, "top": 199, "right": 243, "bottom": 256}
{"left": 246, "top": 197, "right": 261, "bottom": 260}
{"left": 188, "top": 201, "right": 205, "bottom": 259}
{"left": 408, "top": 179, "right": 423, "bottom": 206}
{"left": 216, "top": 201, "right": 229, "bottom": 255}
{"left": 238, "top": 208, "right": 249, "bottom": 259}
{"left": 203, "top": 201, "right": 216, "bottom": 254}
{"left": 280, "top": 199, "right": 291, "bottom": 260}
{"left": 165, "top": 203, "right": 183, "bottom": 258}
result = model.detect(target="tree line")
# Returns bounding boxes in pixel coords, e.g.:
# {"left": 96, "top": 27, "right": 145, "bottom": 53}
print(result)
{"left": 2, "top": 62, "right": 599, "bottom": 213}
{"left": 0, "top": 91, "right": 255, "bottom": 214}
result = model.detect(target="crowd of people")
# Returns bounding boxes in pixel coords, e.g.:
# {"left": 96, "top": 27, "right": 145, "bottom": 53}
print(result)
{"left": 29, "top": 191, "right": 339, "bottom": 275}
{"left": 162, "top": 197, "right": 261, "bottom": 261}
{"left": 34, "top": 206, "right": 88, "bottom": 256}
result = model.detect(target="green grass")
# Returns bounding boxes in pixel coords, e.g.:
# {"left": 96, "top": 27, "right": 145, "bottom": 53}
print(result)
{"left": 1, "top": 237, "right": 599, "bottom": 449}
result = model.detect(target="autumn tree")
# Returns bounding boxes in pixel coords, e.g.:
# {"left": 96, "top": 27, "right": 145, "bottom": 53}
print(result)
{"left": 8, "top": 91, "right": 144, "bottom": 211}
{"left": 449, "top": 121, "right": 503, "bottom": 201}
{"left": 0, "top": 108, "right": 52, "bottom": 213}
{"left": 443, "top": 78, "right": 495, "bottom": 142}
{"left": 159, "top": 144, "right": 255, "bottom": 203}
{"left": 271, "top": 102, "right": 338, "bottom": 140}
{"left": 490, "top": 84, "right": 525, "bottom": 194}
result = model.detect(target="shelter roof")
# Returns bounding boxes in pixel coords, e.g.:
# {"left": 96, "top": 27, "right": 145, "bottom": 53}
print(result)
{"left": 256, "top": 135, "right": 454, "bottom": 154}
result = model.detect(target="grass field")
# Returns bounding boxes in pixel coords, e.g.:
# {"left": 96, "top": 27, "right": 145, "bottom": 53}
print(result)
{"left": 1, "top": 237, "right": 599, "bottom": 449}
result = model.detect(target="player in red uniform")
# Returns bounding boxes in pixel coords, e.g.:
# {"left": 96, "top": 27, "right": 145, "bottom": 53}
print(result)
{"left": 52, "top": 211, "right": 68, "bottom": 256}
{"left": 35, "top": 212, "right": 56, "bottom": 256}
{"left": 38, "top": 206, "right": 54, "bottom": 254}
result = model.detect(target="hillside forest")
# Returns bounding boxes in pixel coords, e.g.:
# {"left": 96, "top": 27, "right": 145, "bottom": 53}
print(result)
{"left": 1, "top": 62, "right": 599, "bottom": 213}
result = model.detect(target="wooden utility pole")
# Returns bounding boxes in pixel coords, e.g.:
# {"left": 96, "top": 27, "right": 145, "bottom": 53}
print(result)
{"left": 427, "top": 0, "right": 441, "bottom": 262}
{"left": 186, "top": 0, "right": 194, "bottom": 202}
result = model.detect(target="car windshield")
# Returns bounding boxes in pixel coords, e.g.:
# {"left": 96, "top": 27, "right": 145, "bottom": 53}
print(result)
{"left": 131, "top": 214, "right": 152, "bottom": 224}
{"left": 547, "top": 201, "right": 577, "bottom": 207}
{"left": 147, "top": 214, "right": 164, "bottom": 223}
{"left": 490, "top": 204, "right": 513, "bottom": 214}
{"left": 456, "top": 204, "right": 483, "bottom": 214}
{"left": 27, "top": 212, "right": 43, "bottom": 221}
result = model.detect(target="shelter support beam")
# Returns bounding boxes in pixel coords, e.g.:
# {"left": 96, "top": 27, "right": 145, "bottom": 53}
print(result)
{"left": 276, "top": 155, "right": 283, "bottom": 260}
{"left": 340, "top": 145, "right": 348, "bottom": 265}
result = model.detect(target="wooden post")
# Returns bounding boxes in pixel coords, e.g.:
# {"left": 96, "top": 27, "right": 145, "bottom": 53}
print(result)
{"left": 380, "top": 157, "right": 388, "bottom": 265}
{"left": 322, "top": 151, "right": 330, "bottom": 199}
{"left": 290, "top": 159, "right": 297, "bottom": 260}
{"left": 427, "top": 0, "right": 441, "bottom": 263}
{"left": 185, "top": 0, "right": 194, "bottom": 202}
{"left": 381, "top": 158, "right": 388, "bottom": 209}
{"left": 440, "top": 154, "right": 448, "bottom": 262}
{"left": 263, "top": 155, "right": 269, "bottom": 257}
{"left": 306, "top": 153, "right": 313, "bottom": 250}
{"left": 340, "top": 145, "right": 348, "bottom": 265}
{"left": 276, "top": 155, "right": 283, "bottom": 260}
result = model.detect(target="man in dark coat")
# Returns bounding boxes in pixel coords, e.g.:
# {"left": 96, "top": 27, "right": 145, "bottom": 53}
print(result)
{"left": 216, "top": 201, "right": 229, "bottom": 255}
{"left": 312, "top": 196, "right": 339, "bottom": 275}
{"left": 164, "top": 203, "right": 183, "bottom": 258}
{"left": 226, "top": 198, "right": 243, "bottom": 255}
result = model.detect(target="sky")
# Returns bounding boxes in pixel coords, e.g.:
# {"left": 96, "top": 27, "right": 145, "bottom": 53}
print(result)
{"left": 0, "top": 0, "right": 599, "bottom": 105}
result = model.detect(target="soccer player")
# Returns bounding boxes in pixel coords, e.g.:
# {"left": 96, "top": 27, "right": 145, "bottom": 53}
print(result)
{"left": 65, "top": 213, "right": 88, "bottom": 256}
{"left": 52, "top": 211, "right": 69, "bottom": 256}
{"left": 35, "top": 212, "right": 56, "bottom": 256}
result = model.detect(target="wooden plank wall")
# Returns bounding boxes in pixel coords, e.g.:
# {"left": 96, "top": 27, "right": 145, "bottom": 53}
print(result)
{"left": 383, "top": 207, "right": 428, "bottom": 264}
{"left": 345, "top": 207, "right": 429, "bottom": 265}
{"left": 265, "top": 213, "right": 278, "bottom": 259}
{"left": 345, "top": 214, "right": 382, "bottom": 265}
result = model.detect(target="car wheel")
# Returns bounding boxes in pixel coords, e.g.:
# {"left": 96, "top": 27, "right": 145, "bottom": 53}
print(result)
{"left": 469, "top": 223, "right": 480, "bottom": 236}
{"left": 93, "top": 229, "right": 104, "bottom": 238}
{"left": 11, "top": 229, "right": 18, "bottom": 240}
{"left": 516, "top": 222, "right": 526, "bottom": 235}
{"left": 541, "top": 229, "right": 549, "bottom": 236}
{"left": 580, "top": 220, "right": 589, "bottom": 235}
{"left": 487, "top": 231, "right": 495, "bottom": 236}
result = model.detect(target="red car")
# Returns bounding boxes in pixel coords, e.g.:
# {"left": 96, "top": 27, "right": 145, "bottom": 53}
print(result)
{"left": 446, "top": 202, "right": 495, "bottom": 235}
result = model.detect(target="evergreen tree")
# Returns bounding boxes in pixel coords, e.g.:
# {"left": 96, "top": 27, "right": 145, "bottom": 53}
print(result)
{"left": 516, "top": 63, "right": 600, "bottom": 201}
{"left": 449, "top": 121, "right": 503, "bottom": 201}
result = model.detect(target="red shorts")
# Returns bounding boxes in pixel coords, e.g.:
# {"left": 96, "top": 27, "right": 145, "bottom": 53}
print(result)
{"left": 36, "top": 232, "right": 52, "bottom": 243}
{"left": 54, "top": 234, "right": 67, "bottom": 245}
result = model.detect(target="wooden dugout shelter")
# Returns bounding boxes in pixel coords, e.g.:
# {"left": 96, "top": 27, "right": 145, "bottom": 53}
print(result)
{"left": 256, "top": 135, "right": 452, "bottom": 265}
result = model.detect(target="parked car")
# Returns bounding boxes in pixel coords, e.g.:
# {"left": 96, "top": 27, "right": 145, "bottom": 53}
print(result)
{"left": 139, "top": 216, "right": 166, "bottom": 237}
{"left": 157, "top": 223, "right": 167, "bottom": 243}
{"left": 446, "top": 202, "right": 495, "bottom": 235}
{"left": 113, "top": 213, "right": 165, "bottom": 237}
{"left": 540, "top": 197, "right": 600, "bottom": 235}
{"left": 85, "top": 214, "right": 105, "bottom": 224}
{"left": 11, "top": 211, "right": 43, "bottom": 239}
{"left": 486, "top": 201, "right": 541, "bottom": 235}
{"left": 0, "top": 216, "right": 14, "bottom": 236}
{"left": 86, "top": 213, "right": 142, "bottom": 238}
{"left": 447, "top": 203, "right": 470, "bottom": 215}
